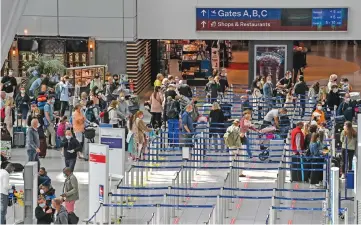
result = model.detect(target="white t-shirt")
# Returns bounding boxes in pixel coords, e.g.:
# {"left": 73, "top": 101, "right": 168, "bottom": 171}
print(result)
{"left": 264, "top": 109, "right": 279, "bottom": 122}
{"left": 0, "top": 169, "right": 10, "bottom": 195}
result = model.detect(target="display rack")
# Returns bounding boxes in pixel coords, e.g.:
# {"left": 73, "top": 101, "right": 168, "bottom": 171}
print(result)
{"left": 159, "top": 40, "right": 170, "bottom": 76}
{"left": 66, "top": 52, "right": 88, "bottom": 68}
{"left": 66, "top": 65, "right": 108, "bottom": 92}
{"left": 219, "top": 40, "right": 232, "bottom": 68}
{"left": 169, "top": 40, "right": 184, "bottom": 59}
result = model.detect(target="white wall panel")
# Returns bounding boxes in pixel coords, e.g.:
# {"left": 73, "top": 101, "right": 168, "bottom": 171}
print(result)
{"left": 58, "top": 0, "right": 123, "bottom": 18}
{"left": 22, "top": 0, "right": 57, "bottom": 16}
{"left": 59, "top": 17, "right": 123, "bottom": 38}
{"left": 15, "top": 0, "right": 137, "bottom": 41}
{"left": 137, "top": 0, "right": 360, "bottom": 40}
{"left": 124, "top": 18, "right": 136, "bottom": 39}
{"left": 17, "top": 16, "right": 58, "bottom": 36}
{"left": 124, "top": 0, "right": 137, "bottom": 18}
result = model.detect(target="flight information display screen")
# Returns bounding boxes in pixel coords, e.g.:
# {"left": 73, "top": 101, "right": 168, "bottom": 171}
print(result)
{"left": 196, "top": 8, "right": 348, "bottom": 31}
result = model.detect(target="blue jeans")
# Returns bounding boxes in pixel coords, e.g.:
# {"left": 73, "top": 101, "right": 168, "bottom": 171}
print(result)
{"left": 168, "top": 119, "right": 179, "bottom": 147}
{"left": 1, "top": 193, "right": 8, "bottom": 224}
{"left": 65, "top": 158, "right": 77, "bottom": 172}
{"left": 242, "top": 136, "right": 253, "bottom": 158}
{"left": 27, "top": 149, "right": 40, "bottom": 171}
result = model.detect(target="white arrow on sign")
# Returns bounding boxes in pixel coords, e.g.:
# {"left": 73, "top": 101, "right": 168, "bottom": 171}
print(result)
{"left": 201, "top": 21, "right": 207, "bottom": 28}
{"left": 201, "top": 10, "right": 207, "bottom": 16}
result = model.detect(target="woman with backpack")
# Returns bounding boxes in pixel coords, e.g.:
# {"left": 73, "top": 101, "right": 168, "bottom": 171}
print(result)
{"left": 85, "top": 100, "right": 99, "bottom": 124}
{"left": 107, "top": 100, "right": 122, "bottom": 128}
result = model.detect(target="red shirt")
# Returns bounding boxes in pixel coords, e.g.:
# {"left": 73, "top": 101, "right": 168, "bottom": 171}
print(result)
{"left": 291, "top": 127, "right": 305, "bottom": 153}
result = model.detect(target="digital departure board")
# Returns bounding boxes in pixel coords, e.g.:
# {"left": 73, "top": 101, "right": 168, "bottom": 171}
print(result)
{"left": 196, "top": 8, "right": 348, "bottom": 31}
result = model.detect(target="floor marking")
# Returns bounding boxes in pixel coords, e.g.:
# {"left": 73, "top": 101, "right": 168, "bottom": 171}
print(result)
{"left": 288, "top": 183, "right": 298, "bottom": 224}
{"left": 231, "top": 158, "right": 256, "bottom": 223}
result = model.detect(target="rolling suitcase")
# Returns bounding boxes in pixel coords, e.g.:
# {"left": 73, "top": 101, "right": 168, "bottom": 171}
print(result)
{"left": 13, "top": 116, "right": 26, "bottom": 148}
{"left": 39, "top": 138, "right": 47, "bottom": 158}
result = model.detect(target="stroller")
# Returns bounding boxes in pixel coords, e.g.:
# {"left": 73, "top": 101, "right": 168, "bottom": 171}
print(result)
{"left": 82, "top": 123, "right": 98, "bottom": 160}
{"left": 257, "top": 126, "right": 280, "bottom": 161}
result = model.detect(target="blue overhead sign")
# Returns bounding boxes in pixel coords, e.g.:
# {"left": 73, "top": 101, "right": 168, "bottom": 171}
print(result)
{"left": 196, "top": 8, "right": 281, "bottom": 20}
{"left": 196, "top": 7, "right": 348, "bottom": 32}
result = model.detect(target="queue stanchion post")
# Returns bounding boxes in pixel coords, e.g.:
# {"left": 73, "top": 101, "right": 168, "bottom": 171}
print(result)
{"left": 136, "top": 161, "right": 140, "bottom": 187}
{"left": 163, "top": 194, "right": 170, "bottom": 224}
{"left": 216, "top": 195, "right": 222, "bottom": 224}
{"left": 140, "top": 161, "right": 144, "bottom": 187}
{"left": 344, "top": 208, "right": 348, "bottom": 225}
{"left": 322, "top": 199, "right": 328, "bottom": 225}
{"left": 170, "top": 182, "right": 175, "bottom": 218}
{"left": 156, "top": 204, "right": 161, "bottom": 225}
{"left": 118, "top": 186, "right": 123, "bottom": 220}
{"left": 331, "top": 167, "right": 340, "bottom": 225}
{"left": 181, "top": 165, "right": 186, "bottom": 202}
{"left": 176, "top": 171, "right": 180, "bottom": 209}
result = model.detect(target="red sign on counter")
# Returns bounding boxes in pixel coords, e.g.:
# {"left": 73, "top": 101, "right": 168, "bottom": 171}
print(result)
{"left": 89, "top": 153, "right": 106, "bottom": 163}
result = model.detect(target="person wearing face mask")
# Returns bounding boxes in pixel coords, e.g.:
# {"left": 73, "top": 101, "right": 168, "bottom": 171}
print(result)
{"left": 58, "top": 76, "right": 71, "bottom": 117}
{"left": 117, "top": 93, "right": 130, "bottom": 124}
{"left": 107, "top": 100, "right": 122, "bottom": 128}
{"left": 35, "top": 195, "right": 53, "bottom": 224}
{"left": 312, "top": 103, "right": 326, "bottom": 125}
{"left": 327, "top": 74, "right": 338, "bottom": 93}
{"left": 15, "top": 87, "right": 31, "bottom": 125}
{"left": 61, "top": 167, "right": 79, "bottom": 213}
{"left": 39, "top": 184, "right": 56, "bottom": 206}
{"left": 252, "top": 87, "right": 263, "bottom": 120}
{"left": 61, "top": 130, "right": 81, "bottom": 172}
{"left": 1, "top": 69, "right": 17, "bottom": 98}
{"left": 129, "top": 111, "right": 152, "bottom": 160}
{"left": 337, "top": 93, "right": 355, "bottom": 122}
{"left": 326, "top": 84, "right": 341, "bottom": 110}
{"left": 90, "top": 73, "right": 103, "bottom": 92}
{"left": 44, "top": 95, "right": 57, "bottom": 150}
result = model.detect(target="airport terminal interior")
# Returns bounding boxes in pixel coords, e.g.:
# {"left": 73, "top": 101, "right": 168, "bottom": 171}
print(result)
{"left": 1, "top": 1, "right": 361, "bottom": 224}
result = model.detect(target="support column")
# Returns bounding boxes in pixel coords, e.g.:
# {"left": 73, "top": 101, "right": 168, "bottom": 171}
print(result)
{"left": 23, "top": 162, "right": 38, "bottom": 224}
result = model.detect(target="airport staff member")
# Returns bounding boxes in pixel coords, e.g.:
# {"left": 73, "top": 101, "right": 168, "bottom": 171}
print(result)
{"left": 1, "top": 163, "right": 14, "bottom": 225}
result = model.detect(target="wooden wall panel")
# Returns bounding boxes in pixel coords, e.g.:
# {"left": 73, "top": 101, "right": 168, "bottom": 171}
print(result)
{"left": 126, "top": 40, "right": 151, "bottom": 94}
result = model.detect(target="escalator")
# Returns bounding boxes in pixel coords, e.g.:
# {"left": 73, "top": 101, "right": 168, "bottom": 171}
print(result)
{"left": 1, "top": 0, "right": 28, "bottom": 67}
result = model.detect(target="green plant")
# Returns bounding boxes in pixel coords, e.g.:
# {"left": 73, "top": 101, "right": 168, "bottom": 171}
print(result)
{"left": 24, "top": 54, "right": 65, "bottom": 75}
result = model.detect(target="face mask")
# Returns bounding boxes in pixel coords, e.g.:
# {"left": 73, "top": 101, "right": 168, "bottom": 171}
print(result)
{"left": 39, "top": 203, "right": 46, "bottom": 208}
{"left": 267, "top": 80, "right": 272, "bottom": 83}
{"left": 120, "top": 97, "right": 125, "bottom": 101}
{"left": 20, "top": 90, "right": 25, "bottom": 94}
{"left": 317, "top": 106, "right": 322, "bottom": 110}
{"left": 344, "top": 126, "right": 347, "bottom": 130}
{"left": 8, "top": 72, "right": 13, "bottom": 76}
{"left": 333, "top": 88, "right": 338, "bottom": 93}
{"left": 63, "top": 174, "right": 67, "bottom": 178}
{"left": 34, "top": 113, "right": 39, "bottom": 116}
{"left": 40, "top": 189, "right": 45, "bottom": 194}
{"left": 345, "top": 98, "right": 350, "bottom": 103}
{"left": 66, "top": 135, "right": 72, "bottom": 140}
{"left": 82, "top": 106, "right": 86, "bottom": 109}
{"left": 51, "top": 99, "right": 55, "bottom": 104}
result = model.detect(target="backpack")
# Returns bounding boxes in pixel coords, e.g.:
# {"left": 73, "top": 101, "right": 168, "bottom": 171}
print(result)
{"left": 190, "top": 105, "right": 199, "bottom": 122}
{"left": 85, "top": 108, "right": 96, "bottom": 122}
{"left": 101, "top": 108, "right": 114, "bottom": 124}
{"left": 223, "top": 128, "right": 241, "bottom": 148}
{"left": 68, "top": 211, "right": 79, "bottom": 224}
{"left": 166, "top": 100, "right": 179, "bottom": 119}
{"left": 0, "top": 107, "right": 5, "bottom": 120}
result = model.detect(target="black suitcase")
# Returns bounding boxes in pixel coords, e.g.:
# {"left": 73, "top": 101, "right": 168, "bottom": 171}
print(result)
{"left": 291, "top": 155, "right": 303, "bottom": 182}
